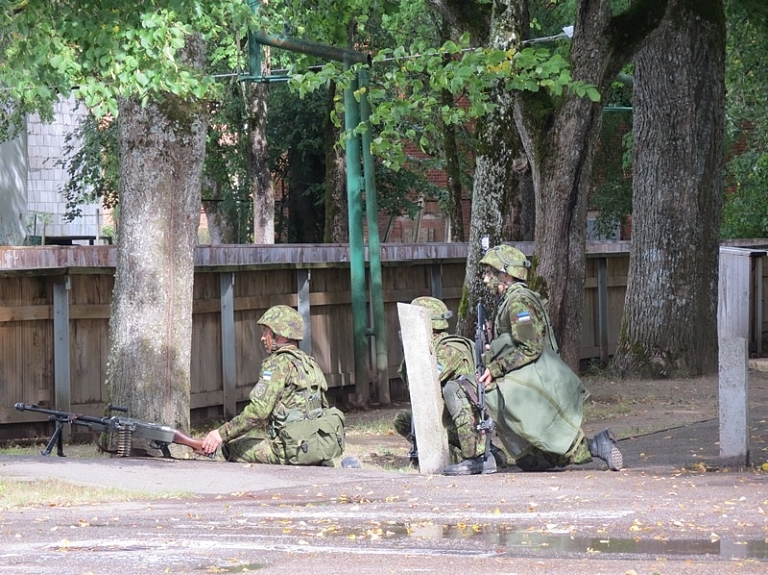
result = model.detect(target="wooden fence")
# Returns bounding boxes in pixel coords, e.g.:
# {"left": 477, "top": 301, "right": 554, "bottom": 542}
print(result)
{"left": 2, "top": 241, "right": 766, "bottom": 436}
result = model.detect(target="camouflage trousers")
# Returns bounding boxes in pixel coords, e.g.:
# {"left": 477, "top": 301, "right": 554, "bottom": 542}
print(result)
{"left": 221, "top": 428, "right": 285, "bottom": 464}
{"left": 511, "top": 432, "right": 592, "bottom": 471}
{"left": 393, "top": 379, "right": 485, "bottom": 460}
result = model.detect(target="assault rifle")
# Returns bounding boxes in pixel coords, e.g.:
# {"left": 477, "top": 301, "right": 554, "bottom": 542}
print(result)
{"left": 14, "top": 403, "right": 210, "bottom": 459}
{"left": 475, "top": 302, "right": 497, "bottom": 473}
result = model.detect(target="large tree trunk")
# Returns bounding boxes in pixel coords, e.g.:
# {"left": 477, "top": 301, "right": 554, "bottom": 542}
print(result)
{"left": 514, "top": 0, "right": 667, "bottom": 368}
{"left": 454, "top": 1, "right": 527, "bottom": 336}
{"left": 107, "top": 35, "right": 207, "bottom": 443}
{"left": 0, "top": 131, "right": 27, "bottom": 245}
{"left": 250, "top": 48, "right": 275, "bottom": 244}
{"left": 439, "top": 84, "right": 466, "bottom": 243}
{"left": 611, "top": 0, "right": 724, "bottom": 377}
{"left": 502, "top": 138, "right": 534, "bottom": 242}
{"left": 435, "top": 8, "right": 466, "bottom": 243}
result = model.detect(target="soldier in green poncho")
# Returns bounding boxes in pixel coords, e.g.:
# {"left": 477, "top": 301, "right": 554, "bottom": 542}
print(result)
{"left": 202, "top": 305, "right": 344, "bottom": 465}
{"left": 477, "top": 245, "right": 623, "bottom": 472}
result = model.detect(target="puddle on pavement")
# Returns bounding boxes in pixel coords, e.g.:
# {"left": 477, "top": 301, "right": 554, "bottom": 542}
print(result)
{"left": 350, "top": 523, "right": 768, "bottom": 560}
{"left": 206, "top": 562, "right": 266, "bottom": 572}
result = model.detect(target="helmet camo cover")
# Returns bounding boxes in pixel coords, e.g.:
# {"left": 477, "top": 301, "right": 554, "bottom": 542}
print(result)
{"left": 479, "top": 244, "right": 531, "bottom": 281}
{"left": 258, "top": 305, "right": 304, "bottom": 340}
{"left": 411, "top": 296, "right": 452, "bottom": 331}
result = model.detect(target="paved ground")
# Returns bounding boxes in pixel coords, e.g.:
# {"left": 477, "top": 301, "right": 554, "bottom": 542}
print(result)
{"left": 1, "top": 405, "right": 767, "bottom": 575}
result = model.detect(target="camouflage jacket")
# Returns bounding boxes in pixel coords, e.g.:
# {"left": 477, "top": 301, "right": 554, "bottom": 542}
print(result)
{"left": 218, "top": 345, "right": 328, "bottom": 442}
{"left": 484, "top": 283, "right": 550, "bottom": 378}
{"left": 433, "top": 332, "right": 475, "bottom": 383}
{"left": 399, "top": 332, "right": 475, "bottom": 386}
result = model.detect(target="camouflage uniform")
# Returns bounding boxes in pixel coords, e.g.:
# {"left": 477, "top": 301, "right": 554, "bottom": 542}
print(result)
{"left": 485, "top": 282, "right": 593, "bottom": 470}
{"left": 394, "top": 299, "right": 485, "bottom": 461}
{"left": 217, "top": 305, "right": 332, "bottom": 465}
{"left": 479, "top": 245, "right": 599, "bottom": 471}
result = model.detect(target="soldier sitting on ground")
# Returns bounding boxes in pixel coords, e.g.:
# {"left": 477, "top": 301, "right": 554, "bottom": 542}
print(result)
{"left": 202, "top": 305, "right": 345, "bottom": 466}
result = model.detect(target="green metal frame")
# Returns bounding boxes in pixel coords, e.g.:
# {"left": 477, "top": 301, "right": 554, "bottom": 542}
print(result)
{"left": 242, "top": 2, "right": 388, "bottom": 404}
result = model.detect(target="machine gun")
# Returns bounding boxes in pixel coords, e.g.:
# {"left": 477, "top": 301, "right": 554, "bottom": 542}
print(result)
{"left": 474, "top": 302, "right": 497, "bottom": 473}
{"left": 14, "top": 403, "right": 210, "bottom": 459}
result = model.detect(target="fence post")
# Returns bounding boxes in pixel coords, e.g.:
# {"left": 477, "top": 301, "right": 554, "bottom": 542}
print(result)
{"left": 297, "top": 269, "right": 311, "bottom": 353}
{"left": 597, "top": 257, "right": 609, "bottom": 364}
{"left": 717, "top": 247, "right": 764, "bottom": 466}
{"left": 430, "top": 264, "right": 443, "bottom": 300}
{"left": 754, "top": 256, "right": 764, "bottom": 354}
{"left": 220, "top": 272, "right": 237, "bottom": 419}
{"left": 53, "top": 276, "right": 71, "bottom": 412}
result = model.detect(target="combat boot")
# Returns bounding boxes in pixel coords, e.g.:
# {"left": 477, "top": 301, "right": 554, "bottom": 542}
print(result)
{"left": 443, "top": 450, "right": 500, "bottom": 475}
{"left": 588, "top": 428, "right": 623, "bottom": 471}
{"left": 490, "top": 443, "right": 508, "bottom": 469}
{"left": 442, "top": 455, "right": 486, "bottom": 476}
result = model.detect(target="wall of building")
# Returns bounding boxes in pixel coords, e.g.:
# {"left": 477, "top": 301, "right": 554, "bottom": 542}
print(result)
{"left": 25, "top": 96, "right": 104, "bottom": 242}
{"left": 0, "top": 123, "right": 27, "bottom": 245}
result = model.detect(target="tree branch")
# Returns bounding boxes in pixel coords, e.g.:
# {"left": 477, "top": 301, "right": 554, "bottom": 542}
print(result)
{"left": 608, "top": 0, "right": 669, "bottom": 71}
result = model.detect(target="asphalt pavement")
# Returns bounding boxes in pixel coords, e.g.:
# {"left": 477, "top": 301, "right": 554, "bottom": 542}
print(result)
{"left": 1, "top": 408, "right": 767, "bottom": 574}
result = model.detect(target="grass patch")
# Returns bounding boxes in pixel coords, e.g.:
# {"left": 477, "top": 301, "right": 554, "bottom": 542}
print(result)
{"left": 0, "top": 441, "right": 110, "bottom": 458}
{"left": 345, "top": 412, "right": 398, "bottom": 437}
{"left": 583, "top": 398, "right": 633, "bottom": 422}
{"left": 0, "top": 444, "right": 39, "bottom": 456}
{"left": 0, "top": 478, "right": 156, "bottom": 511}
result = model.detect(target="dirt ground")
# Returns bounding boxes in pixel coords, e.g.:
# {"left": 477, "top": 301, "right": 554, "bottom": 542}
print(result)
{"left": 342, "top": 367, "right": 768, "bottom": 470}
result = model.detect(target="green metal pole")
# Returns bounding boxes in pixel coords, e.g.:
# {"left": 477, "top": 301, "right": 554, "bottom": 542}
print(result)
{"left": 358, "top": 69, "right": 390, "bottom": 405}
{"left": 246, "top": 1, "right": 262, "bottom": 80}
{"left": 344, "top": 69, "right": 370, "bottom": 405}
{"left": 249, "top": 31, "right": 371, "bottom": 66}
{"left": 243, "top": 2, "right": 369, "bottom": 80}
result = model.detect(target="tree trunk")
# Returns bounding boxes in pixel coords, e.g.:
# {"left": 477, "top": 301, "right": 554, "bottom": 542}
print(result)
{"left": 454, "top": 1, "right": 525, "bottom": 336}
{"left": 502, "top": 140, "right": 534, "bottom": 242}
{"left": 323, "top": 85, "right": 348, "bottom": 243}
{"left": 202, "top": 199, "right": 240, "bottom": 244}
{"left": 287, "top": 147, "right": 325, "bottom": 243}
{"left": 0, "top": 131, "right": 27, "bottom": 246}
{"left": 439, "top": 86, "right": 466, "bottom": 243}
{"left": 514, "top": 0, "right": 668, "bottom": 368}
{"left": 250, "top": 48, "right": 274, "bottom": 244}
{"left": 107, "top": 35, "right": 207, "bottom": 442}
{"left": 611, "top": 0, "right": 724, "bottom": 377}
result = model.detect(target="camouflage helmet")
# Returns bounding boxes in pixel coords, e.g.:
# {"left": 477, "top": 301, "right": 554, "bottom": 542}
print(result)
{"left": 411, "top": 296, "right": 452, "bottom": 331}
{"left": 258, "top": 305, "right": 304, "bottom": 341}
{"left": 480, "top": 244, "right": 531, "bottom": 281}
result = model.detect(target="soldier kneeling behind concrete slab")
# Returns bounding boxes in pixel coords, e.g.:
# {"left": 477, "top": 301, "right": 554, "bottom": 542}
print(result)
{"left": 394, "top": 296, "right": 506, "bottom": 475}
{"left": 477, "top": 245, "right": 623, "bottom": 472}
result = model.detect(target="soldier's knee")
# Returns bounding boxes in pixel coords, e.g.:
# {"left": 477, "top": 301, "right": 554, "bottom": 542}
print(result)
{"left": 442, "top": 380, "right": 469, "bottom": 416}
{"left": 393, "top": 410, "right": 412, "bottom": 438}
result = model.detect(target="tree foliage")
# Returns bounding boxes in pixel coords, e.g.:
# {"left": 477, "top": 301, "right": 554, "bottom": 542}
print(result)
{"left": 0, "top": 0, "right": 251, "bottom": 127}
{"left": 722, "top": 0, "right": 768, "bottom": 238}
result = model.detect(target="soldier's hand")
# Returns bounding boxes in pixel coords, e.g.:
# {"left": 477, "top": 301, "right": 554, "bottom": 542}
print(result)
{"left": 202, "top": 429, "right": 223, "bottom": 454}
{"left": 479, "top": 368, "right": 492, "bottom": 387}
